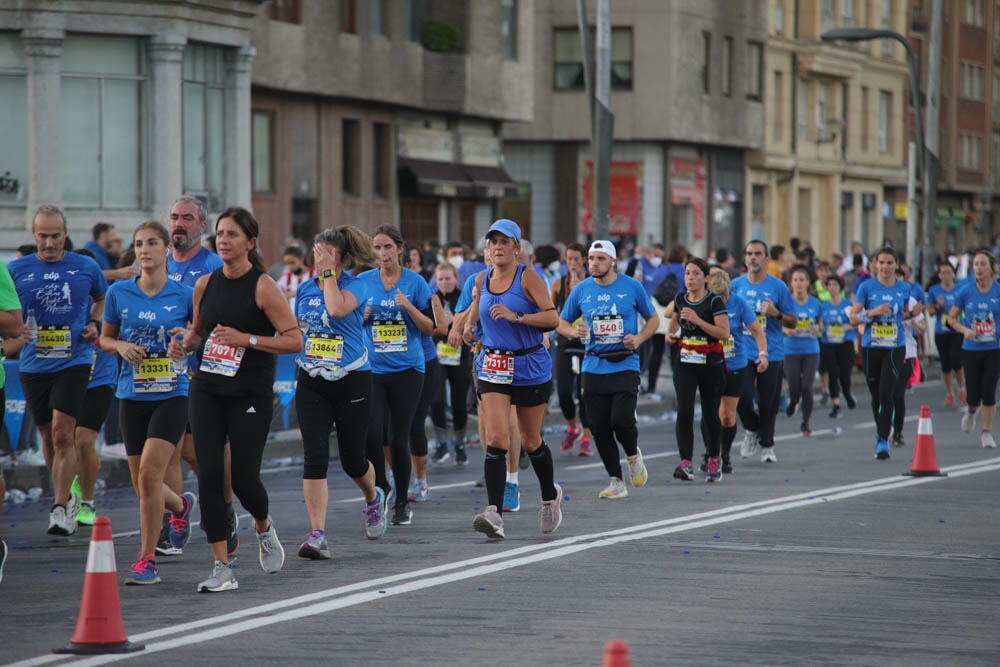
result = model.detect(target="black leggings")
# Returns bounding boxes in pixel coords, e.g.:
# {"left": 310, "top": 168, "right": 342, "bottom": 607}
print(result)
{"left": 784, "top": 353, "right": 820, "bottom": 422}
{"left": 892, "top": 358, "right": 914, "bottom": 435}
{"left": 673, "top": 361, "right": 724, "bottom": 461}
{"left": 409, "top": 359, "right": 439, "bottom": 458}
{"left": 430, "top": 357, "right": 471, "bottom": 435}
{"left": 863, "top": 346, "right": 905, "bottom": 441}
{"left": 737, "top": 360, "right": 784, "bottom": 448}
{"left": 646, "top": 333, "right": 666, "bottom": 393}
{"left": 367, "top": 369, "right": 424, "bottom": 510}
{"left": 296, "top": 369, "right": 372, "bottom": 480}
{"left": 936, "top": 333, "right": 963, "bottom": 373}
{"left": 189, "top": 382, "right": 274, "bottom": 543}
{"left": 582, "top": 371, "right": 640, "bottom": 479}
{"left": 821, "top": 341, "right": 855, "bottom": 400}
{"left": 555, "top": 348, "right": 588, "bottom": 426}
{"left": 962, "top": 348, "right": 1000, "bottom": 408}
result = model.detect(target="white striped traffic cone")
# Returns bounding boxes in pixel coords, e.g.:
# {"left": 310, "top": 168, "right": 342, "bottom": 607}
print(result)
{"left": 903, "top": 405, "right": 947, "bottom": 477}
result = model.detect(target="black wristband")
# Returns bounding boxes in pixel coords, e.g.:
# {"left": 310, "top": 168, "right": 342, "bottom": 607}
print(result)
{"left": 89, "top": 319, "right": 101, "bottom": 328}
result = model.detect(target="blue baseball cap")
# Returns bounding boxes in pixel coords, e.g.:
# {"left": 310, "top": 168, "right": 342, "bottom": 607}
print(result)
{"left": 485, "top": 219, "right": 522, "bottom": 243}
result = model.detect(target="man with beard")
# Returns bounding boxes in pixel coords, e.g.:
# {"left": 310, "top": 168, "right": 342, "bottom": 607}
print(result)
{"left": 161, "top": 195, "right": 238, "bottom": 558}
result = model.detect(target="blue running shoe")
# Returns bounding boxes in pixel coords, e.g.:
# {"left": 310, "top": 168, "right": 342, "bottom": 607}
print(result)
{"left": 169, "top": 492, "right": 197, "bottom": 549}
{"left": 226, "top": 505, "right": 240, "bottom": 558}
{"left": 502, "top": 482, "right": 520, "bottom": 512}
{"left": 124, "top": 554, "right": 160, "bottom": 585}
{"left": 365, "top": 487, "right": 389, "bottom": 540}
{"left": 874, "top": 437, "right": 891, "bottom": 461}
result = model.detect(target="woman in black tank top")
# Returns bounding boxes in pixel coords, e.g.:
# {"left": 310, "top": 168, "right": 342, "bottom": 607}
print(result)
{"left": 173, "top": 207, "right": 302, "bottom": 592}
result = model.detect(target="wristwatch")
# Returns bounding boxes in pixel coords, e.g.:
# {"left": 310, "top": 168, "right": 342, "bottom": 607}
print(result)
{"left": 248, "top": 335, "right": 258, "bottom": 348}
{"left": 515, "top": 312, "right": 524, "bottom": 323}
{"left": 318, "top": 269, "right": 334, "bottom": 281}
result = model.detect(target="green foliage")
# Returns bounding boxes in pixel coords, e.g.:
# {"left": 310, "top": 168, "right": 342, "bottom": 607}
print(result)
{"left": 421, "top": 19, "right": 462, "bottom": 53}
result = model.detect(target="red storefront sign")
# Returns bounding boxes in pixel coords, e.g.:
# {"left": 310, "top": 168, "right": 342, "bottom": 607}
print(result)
{"left": 579, "top": 160, "right": 643, "bottom": 236}
{"left": 669, "top": 157, "right": 707, "bottom": 241}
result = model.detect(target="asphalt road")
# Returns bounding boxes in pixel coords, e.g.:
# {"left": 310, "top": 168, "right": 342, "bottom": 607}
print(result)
{"left": 3, "top": 380, "right": 999, "bottom": 666}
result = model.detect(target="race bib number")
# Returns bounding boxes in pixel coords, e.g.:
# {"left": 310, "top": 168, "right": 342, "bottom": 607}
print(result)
{"left": 723, "top": 335, "right": 735, "bottom": 361}
{"left": 478, "top": 351, "right": 514, "bottom": 384}
{"left": 36, "top": 325, "right": 72, "bottom": 358}
{"left": 200, "top": 334, "right": 246, "bottom": 377}
{"left": 437, "top": 341, "right": 461, "bottom": 366}
{"left": 305, "top": 333, "right": 344, "bottom": 365}
{"left": 826, "top": 325, "right": 845, "bottom": 344}
{"left": 133, "top": 352, "right": 178, "bottom": 393}
{"left": 679, "top": 338, "right": 707, "bottom": 365}
{"left": 592, "top": 315, "right": 624, "bottom": 344}
{"left": 756, "top": 313, "right": 767, "bottom": 328}
{"left": 973, "top": 319, "right": 996, "bottom": 343}
{"left": 795, "top": 318, "right": 813, "bottom": 337}
{"left": 372, "top": 319, "right": 407, "bottom": 353}
{"left": 871, "top": 322, "right": 897, "bottom": 348}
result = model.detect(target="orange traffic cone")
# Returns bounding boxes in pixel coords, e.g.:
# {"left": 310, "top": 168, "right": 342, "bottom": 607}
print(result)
{"left": 602, "top": 639, "right": 631, "bottom": 667}
{"left": 54, "top": 516, "right": 145, "bottom": 655}
{"left": 903, "top": 406, "right": 947, "bottom": 478}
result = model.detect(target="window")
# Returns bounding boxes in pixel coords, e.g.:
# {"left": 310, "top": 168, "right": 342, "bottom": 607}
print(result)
{"left": 861, "top": 85, "right": 870, "bottom": 150}
{"left": 342, "top": 118, "right": 360, "bottom": 196}
{"left": 369, "top": 0, "right": 388, "bottom": 36}
{"left": 340, "top": 0, "right": 357, "bottom": 33}
{"left": 797, "top": 78, "right": 807, "bottom": 141}
{"left": 881, "top": 0, "right": 893, "bottom": 56}
{"left": 817, "top": 83, "right": 827, "bottom": 141}
{"left": 821, "top": 0, "right": 835, "bottom": 32}
{"left": 960, "top": 62, "right": 984, "bottom": 100}
{"left": 964, "top": 0, "right": 985, "bottom": 26}
{"left": 722, "top": 36, "right": 733, "bottom": 96}
{"left": 0, "top": 32, "right": 27, "bottom": 206}
{"left": 182, "top": 42, "right": 226, "bottom": 211}
{"left": 60, "top": 35, "right": 146, "bottom": 209}
{"left": 501, "top": 0, "right": 518, "bottom": 61}
{"left": 841, "top": 0, "right": 855, "bottom": 26}
{"left": 878, "top": 89, "right": 890, "bottom": 152}
{"left": 747, "top": 41, "right": 763, "bottom": 100}
{"left": 773, "top": 71, "right": 784, "bottom": 139}
{"left": 553, "top": 27, "right": 633, "bottom": 91}
{"left": 774, "top": 0, "right": 785, "bottom": 35}
{"left": 959, "top": 132, "right": 983, "bottom": 169}
{"left": 251, "top": 111, "right": 273, "bottom": 193}
{"left": 269, "top": 0, "right": 301, "bottom": 23}
{"left": 701, "top": 31, "right": 711, "bottom": 94}
{"left": 372, "top": 122, "right": 391, "bottom": 197}
{"left": 405, "top": 0, "right": 427, "bottom": 42}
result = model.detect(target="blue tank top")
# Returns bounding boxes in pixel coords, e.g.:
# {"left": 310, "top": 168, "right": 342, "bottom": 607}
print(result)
{"left": 476, "top": 265, "right": 550, "bottom": 385}
{"left": 103, "top": 278, "right": 194, "bottom": 400}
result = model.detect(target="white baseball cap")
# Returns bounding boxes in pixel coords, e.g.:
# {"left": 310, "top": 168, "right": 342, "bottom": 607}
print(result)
{"left": 588, "top": 240, "right": 617, "bottom": 258}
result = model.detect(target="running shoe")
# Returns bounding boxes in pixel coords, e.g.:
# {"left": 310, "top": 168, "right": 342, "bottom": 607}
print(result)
{"left": 431, "top": 442, "right": 450, "bottom": 464}
{"left": 578, "top": 437, "right": 594, "bottom": 456}
{"left": 944, "top": 393, "right": 955, "bottom": 407}
{"left": 101, "top": 442, "right": 128, "bottom": 460}
{"left": 407, "top": 478, "right": 430, "bottom": 503}
{"left": 891, "top": 431, "right": 905, "bottom": 448}
{"left": 256, "top": 516, "right": 285, "bottom": 574}
{"left": 721, "top": 456, "right": 733, "bottom": 475}
{"left": 124, "top": 554, "right": 160, "bottom": 585}
{"left": 961, "top": 408, "right": 977, "bottom": 433}
{"left": 155, "top": 515, "right": 182, "bottom": 556}
{"left": 298, "top": 529, "right": 331, "bottom": 560}
{"left": 47, "top": 505, "right": 77, "bottom": 536}
{"left": 673, "top": 460, "right": 695, "bottom": 481}
{"left": 561, "top": 425, "right": 582, "bottom": 451}
{"left": 473, "top": 505, "right": 505, "bottom": 539}
{"left": 454, "top": 442, "right": 468, "bottom": 467}
{"left": 740, "top": 431, "right": 760, "bottom": 459}
{"left": 169, "top": 492, "right": 197, "bottom": 550}
{"left": 227, "top": 505, "right": 240, "bottom": 558}
{"left": 785, "top": 400, "right": 798, "bottom": 418}
{"left": 829, "top": 405, "right": 841, "bottom": 419}
{"left": 705, "top": 456, "right": 722, "bottom": 483}
{"left": 70, "top": 475, "right": 83, "bottom": 504}
{"left": 760, "top": 447, "right": 778, "bottom": 463}
{"left": 67, "top": 490, "right": 80, "bottom": 523}
{"left": 502, "top": 482, "right": 521, "bottom": 512}
{"left": 874, "top": 437, "right": 890, "bottom": 460}
{"left": 198, "top": 560, "right": 238, "bottom": 593}
{"left": 0, "top": 539, "right": 7, "bottom": 584}
{"left": 981, "top": 431, "right": 997, "bottom": 449}
{"left": 800, "top": 421, "right": 811, "bottom": 436}
{"left": 75, "top": 501, "right": 96, "bottom": 527}
{"left": 539, "top": 483, "right": 563, "bottom": 534}
{"left": 598, "top": 477, "right": 628, "bottom": 499}
{"left": 844, "top": 391, "right": 857, "bottom": 409}
{"left": 392, "top": 504, "right": 413, "bottom": 526}
{"left": 626, "top": 449, "right": 648, "bottom": 487}
{"left": 365, "top": 487, "right": 389, "bottom": 540}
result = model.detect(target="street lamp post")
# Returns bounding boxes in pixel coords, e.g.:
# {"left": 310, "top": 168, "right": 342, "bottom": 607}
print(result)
{"left": 820, "top": 27, "right": 936, "bottom": 284}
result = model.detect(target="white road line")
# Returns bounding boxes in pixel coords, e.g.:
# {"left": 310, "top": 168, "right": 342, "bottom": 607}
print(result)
{"left": 23, "top": 457, "right": 1000, "bottom": 667}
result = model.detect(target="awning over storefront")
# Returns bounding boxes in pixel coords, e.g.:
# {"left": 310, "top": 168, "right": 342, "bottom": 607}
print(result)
{"left": 463, "top": 164, "right": 519, "bottom": 199}
{"left": 398, "top": 158, "right": 473, "bottom": 198}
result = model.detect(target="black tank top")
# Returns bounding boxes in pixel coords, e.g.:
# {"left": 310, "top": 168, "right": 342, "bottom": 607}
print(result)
{"left": 195, "top": 266, "right": 276, "bottom": 396}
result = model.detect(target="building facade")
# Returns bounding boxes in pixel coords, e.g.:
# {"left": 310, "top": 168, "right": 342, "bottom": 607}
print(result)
{"left": 501, "top": 0, "right": 766, "bottom": 257}
{"left": 0, "top": 0, "right": 261, "bottom": 251}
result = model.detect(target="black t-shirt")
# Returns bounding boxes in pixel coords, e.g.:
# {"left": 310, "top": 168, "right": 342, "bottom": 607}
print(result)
{"left": 673, "top": 291, "right": 727, "bottom": 365}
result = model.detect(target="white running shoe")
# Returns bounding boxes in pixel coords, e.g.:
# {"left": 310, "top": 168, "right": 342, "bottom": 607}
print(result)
{"left": 101, "top": 442, "right": 129, "bottom": 460}
{"left": 981, "top": 431, "right": 997, "bottom": 449}
{"left": 256, "top": 517, "right": 285, "bottom": 574}
{"left": 760, "top": 447, "right": 778, "bottom": 463}
{"left": 740, "top": 431, "right": 760, "bottom": 459}
{"left": 598, "top": 477, "right": 629, "bottom": 499}
{"left": 626, "top": 448, "right": 648, "bottom": 488}
{"left": 15, "top": 448, "right": 47, "bottom": 467}
{"left": 961, "top": 408, "right": 976, "bottom": 433}
{"left": 47, "top": 505, "right": 78, "bottom": 536}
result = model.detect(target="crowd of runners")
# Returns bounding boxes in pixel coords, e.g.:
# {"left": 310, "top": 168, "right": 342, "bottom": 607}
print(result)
{"left": 1, "top": 204, "right": 999, "bottom": 591}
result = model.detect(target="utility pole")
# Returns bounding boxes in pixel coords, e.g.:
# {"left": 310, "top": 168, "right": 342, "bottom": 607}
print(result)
{"left": 907, "top": 141, "right": 917, "bottom": 269}
{"left": 578, "top": 0, "right": 614, "bottom": 241}
{"left": 921, "top": 0, "right": 941, "bottom": 284}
